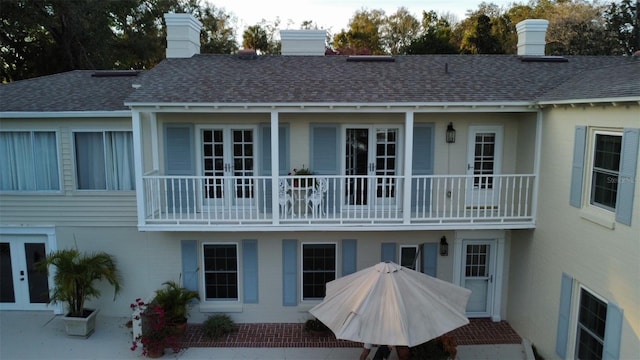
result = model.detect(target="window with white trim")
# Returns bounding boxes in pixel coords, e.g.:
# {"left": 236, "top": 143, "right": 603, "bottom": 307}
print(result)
{"left": 400, "top": 245, "right": 419, "bottom": 271}
{"left": 302, "top": 243, "right": 336, "bottom": 300}
{"left": 576, "top": 288, "right": 607, "bottom": 360}
{"left": 589, "top": 132, "right": 622, "bottom": 211}
{"left": 74, "top": 131, "right": 135, "bottom": 190}
{"left": 202, "top": 243, "right": 238, "bottom": 301}
{"left": 0, "top": 131, "right": 60, "bottom": 191}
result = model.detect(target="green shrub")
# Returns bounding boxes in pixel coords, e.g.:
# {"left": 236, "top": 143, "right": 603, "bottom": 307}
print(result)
{"left": 203, "top": 314, "right": 235, "bottom": 339}
{"left": 304, "top": 318, "right": 330, "bottom": 332}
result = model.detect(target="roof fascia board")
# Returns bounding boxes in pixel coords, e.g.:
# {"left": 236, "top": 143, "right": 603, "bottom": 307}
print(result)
{"left": 538, "top": 96, "right": 640, "bottom": 106}
{"left": 126, "top": 102, "right": 538, "bottom": 113}
{"left": 0, "top": 111, "right": 131, "bottom": 119}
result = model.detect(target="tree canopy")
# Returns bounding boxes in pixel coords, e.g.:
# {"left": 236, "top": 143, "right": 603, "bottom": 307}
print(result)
{"left": 1, "top": 0, "right": 638, "bottom": 82}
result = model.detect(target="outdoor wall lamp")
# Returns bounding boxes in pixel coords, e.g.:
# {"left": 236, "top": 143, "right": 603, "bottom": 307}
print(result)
{"left": 440, "top": 236, "right": 449, "bottom": 256}
{"left": 446, "top": 123, "right": 456, "bottom": 143}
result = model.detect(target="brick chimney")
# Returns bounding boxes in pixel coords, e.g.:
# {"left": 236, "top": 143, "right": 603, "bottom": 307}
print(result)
{"left": 280, "top": 30, "right": 327, "bottom": 56}
{"left": 164, "top": 13, "right": 203, "bottom": 58}
{"left": 516, "top": 19, "right": 549, "bottom": 56}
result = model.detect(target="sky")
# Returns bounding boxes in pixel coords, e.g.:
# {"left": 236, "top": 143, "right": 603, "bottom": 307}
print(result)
{"left": 208, "top": 0, "right": 517, "bottom": 36}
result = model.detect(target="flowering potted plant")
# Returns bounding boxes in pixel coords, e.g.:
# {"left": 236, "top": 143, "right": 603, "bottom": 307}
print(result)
{"left": 131, "top": 300, "right": 181, "bottom": 358}
{"left": 289, "top": 167, "right": 314, "bottom": 188}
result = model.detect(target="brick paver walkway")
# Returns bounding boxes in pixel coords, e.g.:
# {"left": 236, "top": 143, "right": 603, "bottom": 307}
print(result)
{"left": 181, "top": 318, "right": 521, "bottom": 348}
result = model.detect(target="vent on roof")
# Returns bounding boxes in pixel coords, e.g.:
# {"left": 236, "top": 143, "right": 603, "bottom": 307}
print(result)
{"left": 346, "top": 55, "right": 395, "bottom": 62}
{"left": 91, "top": 70, "right": 140, "bottom": 77}
{"left": 520, "top": 56, "right": 568, "bottom": 63}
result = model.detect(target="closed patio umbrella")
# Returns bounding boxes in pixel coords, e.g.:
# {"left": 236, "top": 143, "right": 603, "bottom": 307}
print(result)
{"left": 309, "top": 261, "right": 471, "bottom": 347}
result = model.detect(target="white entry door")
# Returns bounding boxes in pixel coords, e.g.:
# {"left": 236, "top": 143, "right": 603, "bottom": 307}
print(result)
{"left": 0, "top": 236, "right": 50, "bottom": 310}
{"left": 461, "top": 240, "right": 496, "bottom": 317}
{"left": 466, "top": 126, "right": 503, "bottom": 208}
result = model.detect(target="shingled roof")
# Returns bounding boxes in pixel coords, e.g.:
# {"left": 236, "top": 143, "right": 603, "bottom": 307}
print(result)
{"left": 0, "top": 70, "right": 141, "bottom": 112}
{"left": 1, "top": 55, "right": 638, "bottom": 113}
{"left": 124, "top": 54, "right": 639, "bottom": 106}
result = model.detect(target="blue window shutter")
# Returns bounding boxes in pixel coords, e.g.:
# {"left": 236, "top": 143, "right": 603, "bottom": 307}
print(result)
{"left": 260, "top": 124, "right": 290, "bottom": 176}
{"left": 165, "top": 124, "right": 194, "bottom": 175}
{"left": 165, "top": 124, "right": 195, "bottom": 211}
{"left": 615, "top": 128, "right": 639, "bottom": 226}
{"left": 381, "top": 243, "right": 396, "bottom": 262}
{"left": 555, "top": 273, "right": 573, "bottom": 358}
{"left": 412, "top": 125, "right": 434, "bottom": 211}
{"left": 181, "top": 240, "right": 198, "bottom": 292}
{"left": 422, "top": 243, "right": 437, "bottom": 277}
{"left": 242, "top": 240, "right": 259, "bottom": 304}
{"left": 342, "top": 239, "right": 357, "bottom": 276}
{"left": 603, "top": 302, "right": 624, "bottom": 360}
{"left": 282, "top": 239, "right": 298, "bottom": 306}
{"left": 310, "top": 124, "right": 339, "bottom": 175}
{"left": 570, "top": 126, "right": 587, "bottom": 208}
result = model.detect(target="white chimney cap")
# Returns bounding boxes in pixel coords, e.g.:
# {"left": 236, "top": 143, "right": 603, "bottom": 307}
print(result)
{"left": 516, "top": 19, "right": 549, "bottom": 56}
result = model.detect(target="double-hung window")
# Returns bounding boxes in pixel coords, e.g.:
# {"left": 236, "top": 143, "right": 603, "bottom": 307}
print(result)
{"left": 203, "top": 244, "right": 238, "bottom": 301}
{"left": 570, "top": 127, "right": 639, "bottom": 226}
{"left": 0, "top": 131, "right": 59, "bottom": 191}
{"left": 302, "top": 243, "right": 336, "bottom": 300}
{"left": 590, "top": 132, "right": 621, "bottom": 210}
{"left": 74, "top": 131, "right": 135, "bottom": 190}
{"left": 576, "top": 288, "right": 607, "bottom": 360}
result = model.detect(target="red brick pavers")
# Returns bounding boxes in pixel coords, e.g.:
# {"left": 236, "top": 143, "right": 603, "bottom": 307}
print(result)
{"left": 181, "top": 318, "right": 521, "bottom": 348}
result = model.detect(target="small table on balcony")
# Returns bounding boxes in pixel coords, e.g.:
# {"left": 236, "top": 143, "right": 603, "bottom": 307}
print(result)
{"left": 290, "top": 185, "right": 312, "bottom": 217}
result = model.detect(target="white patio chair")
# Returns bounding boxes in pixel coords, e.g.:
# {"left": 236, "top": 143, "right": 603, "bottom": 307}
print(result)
{"left": 278, "top": 179, "right": 293, "bottom": 217}
{"left": 305, "top": 178, "right": 328, "bottom": 218}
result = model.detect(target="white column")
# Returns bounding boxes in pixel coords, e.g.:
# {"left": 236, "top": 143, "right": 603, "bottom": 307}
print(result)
{"left": 402, "top": 111, "right": 414, "bottom": 224}
{"left": 271, "top": 111, "right": 280, "bottom": 224}
{"left": 132, "top": 110, "right": 146, "bottom": 228}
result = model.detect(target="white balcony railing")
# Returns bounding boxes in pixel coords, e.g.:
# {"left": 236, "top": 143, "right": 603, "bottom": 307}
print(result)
{"left": 142, "top": 174, "right": 535, "bottom": 228}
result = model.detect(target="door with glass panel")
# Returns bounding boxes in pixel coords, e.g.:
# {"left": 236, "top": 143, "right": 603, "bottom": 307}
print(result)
{"left": 466, "top": 126, "right": 503, "bottom": 208}
{"left": 200, "top": 127, "right": 256, "bottom": 210}
{"left": 343, "top": 126, "right": 401, "bottom": 208}
{"left": 0, "top": 236, "right": 50, "bottom": 310}
{"left": 461, "top": 240, "right": 495, "bottom": 317}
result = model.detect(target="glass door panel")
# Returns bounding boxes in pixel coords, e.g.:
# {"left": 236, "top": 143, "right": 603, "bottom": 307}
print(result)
{"left": 232, "top": 129, "right": 254, "bottom": 207}
{"left": 0, "top": 239, "right": 49, "bottom": 310}
{"left": 345, "top": 128, "right": 369, "bottom": 206}
{"left": 375, "top": 128, "right": 397, "bottom": 206}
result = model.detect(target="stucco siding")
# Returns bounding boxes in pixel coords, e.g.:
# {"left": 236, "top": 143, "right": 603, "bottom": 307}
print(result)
{"left": 507, "top": 105, "right": 640, "bottom": 359}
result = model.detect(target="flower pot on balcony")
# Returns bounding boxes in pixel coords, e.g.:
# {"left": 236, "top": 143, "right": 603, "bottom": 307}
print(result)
{"left": 62, "top": 308, "right": 98, "bottom": 338}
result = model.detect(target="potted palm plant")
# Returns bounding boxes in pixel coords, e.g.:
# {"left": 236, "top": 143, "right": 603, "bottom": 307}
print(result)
{"left": 153, "top": 280, "right": 200, "bottom": 336}
{"left": 37, "top": 248, "right": 122, "bottom": 337}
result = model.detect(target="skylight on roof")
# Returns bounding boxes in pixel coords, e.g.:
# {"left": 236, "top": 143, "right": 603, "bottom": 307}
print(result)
{"left": 346, "top": 55, "right": 395, "bottom": 62}
{"left": 91, "top": 70, "right": 140, "bottom": 77}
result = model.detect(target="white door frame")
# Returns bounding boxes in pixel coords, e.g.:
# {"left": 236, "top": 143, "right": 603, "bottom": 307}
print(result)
{"left": 453, "top": 230, "right": 505, "bottom": 321}
{"left": 466, "top": 125, "right": 503, "bottom": 208}
{"left": 196, "top": 125, "right": 258, "bottom": 211}
{"left": 0, "top": 226, "right": 59, "bottom": 313}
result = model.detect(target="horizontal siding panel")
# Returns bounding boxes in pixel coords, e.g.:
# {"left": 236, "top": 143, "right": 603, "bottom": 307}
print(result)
{"left": 0, "top": 194, "right": 137, "bottom": 226}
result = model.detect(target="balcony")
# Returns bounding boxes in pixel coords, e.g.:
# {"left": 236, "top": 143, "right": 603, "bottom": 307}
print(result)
{"left": 140, "top": 174, "right": 536, "bottom": 231}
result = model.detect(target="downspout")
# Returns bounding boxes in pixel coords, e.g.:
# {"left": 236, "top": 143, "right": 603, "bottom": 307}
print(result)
{"left": 531, "top": 109, "right": 543, "bottom": 225}
{"left": 132, "top": 110, "right": 146, "bottom": 229}
{"left": 271, "top": 111, "right": 280, "bottom": 224}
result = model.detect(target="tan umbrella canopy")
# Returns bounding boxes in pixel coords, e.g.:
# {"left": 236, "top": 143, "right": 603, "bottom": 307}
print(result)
{"left": 309, "top": 261, "right": 471, "bottom": 347}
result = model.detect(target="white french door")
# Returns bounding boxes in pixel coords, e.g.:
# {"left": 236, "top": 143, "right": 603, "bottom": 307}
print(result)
{"left": 461, "top": 240, "right": 496, "bottom": 317}
{"left": 343, "top": 125, "right": 401, "bottom": 208}
{"left": 199, "top": 126, "right": 256, "bottom": 210}
{"left": 0, "top": 236, "right": 50, "bottom": 310}
{"left": 466, "top": 126, "right": 503, "bottom": 208}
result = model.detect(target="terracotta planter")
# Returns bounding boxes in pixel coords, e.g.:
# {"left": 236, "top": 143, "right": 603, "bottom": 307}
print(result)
{"left": 145, "top": 347, "right": 165, "bottom": 358}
